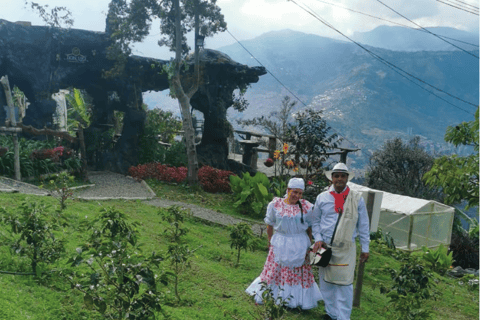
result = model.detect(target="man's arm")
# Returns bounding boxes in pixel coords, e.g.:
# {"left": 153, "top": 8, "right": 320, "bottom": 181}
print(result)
{"left": 311, "top": 195, "right": 325, "bottom": 252}
{"left": 357, "top": 196, "right": 370, "bottom": 262}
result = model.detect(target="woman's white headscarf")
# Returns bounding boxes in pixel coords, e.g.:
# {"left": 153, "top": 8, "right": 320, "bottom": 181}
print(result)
{"left": 288, "top": 177, "right": 305, "bottom": 190}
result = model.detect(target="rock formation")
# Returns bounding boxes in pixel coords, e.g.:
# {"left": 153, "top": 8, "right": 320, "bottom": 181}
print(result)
{"left": 0, "top": 19, "right": 266, "bottom": 173}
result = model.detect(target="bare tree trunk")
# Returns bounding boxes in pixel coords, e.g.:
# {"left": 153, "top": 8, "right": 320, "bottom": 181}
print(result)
{"left": 172, "top": 76, "right": 199, "bottom": 185}
{"left": 173, "top": 0, "right": 199, "bottom": 185}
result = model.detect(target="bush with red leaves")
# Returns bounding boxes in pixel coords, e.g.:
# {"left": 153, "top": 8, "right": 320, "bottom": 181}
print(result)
{"left": 198, "top": 165, "right": 235, "bottom": 193}
{"left": 128, "top": 163, "right": 235, "bottom": 193}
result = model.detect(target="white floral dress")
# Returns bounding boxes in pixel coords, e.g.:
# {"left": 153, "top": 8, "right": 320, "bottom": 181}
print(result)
{"left": 245, "top": 197, "right": 322, "bottom": 310}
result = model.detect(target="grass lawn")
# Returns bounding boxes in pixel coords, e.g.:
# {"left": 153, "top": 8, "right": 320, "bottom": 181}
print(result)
{"left": 0, "top": 185, "right": 478, "bottom": 319}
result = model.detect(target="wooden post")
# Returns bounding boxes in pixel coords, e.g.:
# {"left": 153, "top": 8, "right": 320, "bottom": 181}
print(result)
{"left": 0, "top": 75, "right": 21, "bottom": 181}
{"left": 353, "top": 191, "right": 375, "bottom": 307}
{"left": 268, "top": 137, "right": 276, "bottom": 159}
{"left": 77, "top": 124, "right": 88, "bottom": 180}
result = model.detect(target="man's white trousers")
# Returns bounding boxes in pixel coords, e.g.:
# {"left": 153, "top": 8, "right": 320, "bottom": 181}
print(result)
{"left": 319, "top": 268, "right": 353, "bottom": 320}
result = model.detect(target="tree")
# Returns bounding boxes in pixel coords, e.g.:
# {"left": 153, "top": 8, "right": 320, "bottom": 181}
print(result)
{"left": 238, "top": 95, "right": 296, "bottom": 146}
{"left": 105, "top": 0, "right": 227, "bottom": 185}
{"left": 287, "top": 108, "right": 341, "bottom": 182}
{"left": 366, "top": 136, "right": 443, "bottom": 200}
{"left": 423, "top": 108, "right": 479, "bottom": 209}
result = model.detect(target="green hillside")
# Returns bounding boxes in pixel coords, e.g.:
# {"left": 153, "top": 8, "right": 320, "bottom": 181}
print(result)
{"left": 0, "top": 186, "right": 478, "bottom": 319}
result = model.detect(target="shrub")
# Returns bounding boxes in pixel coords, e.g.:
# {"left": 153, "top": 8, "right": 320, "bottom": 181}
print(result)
{"left": 230, "top": 172, "right": 273, "bottom": 218}
{"left": 421, "top": 244, "right": 454, "bottom": 275}
{"left": 198, "top": 165, "right": 235, "bottom": 193}
{"left": 128, "top": 162, "right": 187, "bottom": 183}
{"left": 65, "top": 206, "right": 166, "bottom": 319}
{"left": 0, "top": 201, "right": 65, "bottom": 276}
{"left": 129, "top": 163, "right": 234, "bottom": 193}
{"left": 229, "top": 222, "right": 258, "bottom": 266}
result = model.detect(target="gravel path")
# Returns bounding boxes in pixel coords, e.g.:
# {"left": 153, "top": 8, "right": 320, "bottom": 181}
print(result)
{"left": 0, "top": 171, "right": 265, "bottom": 236}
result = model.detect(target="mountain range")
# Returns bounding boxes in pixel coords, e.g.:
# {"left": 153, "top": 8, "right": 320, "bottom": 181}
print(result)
{"left": 144, "top": 26, "right": 479, "bottom": 174}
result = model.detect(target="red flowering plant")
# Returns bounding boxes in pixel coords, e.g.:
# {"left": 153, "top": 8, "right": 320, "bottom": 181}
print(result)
{"left": 128, "top": 163, "right": 235, "bottom": 194}
{"left": 198, "top": 165, "right": 235, "bottom": 193}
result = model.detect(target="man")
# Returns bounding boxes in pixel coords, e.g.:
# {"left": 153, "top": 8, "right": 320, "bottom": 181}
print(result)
{"left": 312, "top": 163, "right": 370, "bottom": 320}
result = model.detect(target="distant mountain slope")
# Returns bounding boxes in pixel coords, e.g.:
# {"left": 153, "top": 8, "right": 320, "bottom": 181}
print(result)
{"left": 352, "top": 25, "right": 479, "bottom": 52}
{"left": 216, "top": 29, "right": 479, "bottom": 171}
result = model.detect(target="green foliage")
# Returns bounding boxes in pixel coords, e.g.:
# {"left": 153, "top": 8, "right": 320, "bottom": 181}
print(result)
{"left": 380, "top": 263, "right": 436, "bottom": 320}
{"left": 65, "top": 206, "right": 165, "bottom": 319}
{"left": 160, "top": 205, "right": 197, "bottom": 302}
{"left": 229, "top": 172, "right": 273, "bottom": 218}
{"left": 287, "top": 108, "right": 341, "bottom": 182}
{"left": 424, "top": 108, "right": 479, "bottom": 209}
{"left": 65, "top": 88, "right": 92, "bottom": 132}
{"left": 421, "top": 244, "right": 454, "bottom": 275}
{"left": 370, "top": 228, "right": 396, "bottom": 250}
{"left": 238, "top": 95, "right": 295, "bottom": 146}
{"left": 228, "top": 222, "right": 258, "bottom": 266}
{"left": 256, "top": 281, "right": 291, "bottom": 320}
{"left": 0, "top": 136, "right": 59, "bottom": 178}
{"left": 0, "top": 201, "right": 65, "bottom": 276}
{"left": 139, "top": 109, "right": 183, "bottom": 165}
{"left": 40, "top": 172, "right": 75, "bottom": 211}
{"left": 367, "top": 136, "right": 443, "bottom": 201}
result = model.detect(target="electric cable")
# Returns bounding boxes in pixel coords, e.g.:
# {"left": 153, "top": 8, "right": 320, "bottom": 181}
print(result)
{"left": 435, "top": 0, "right": 479, "bottom": 14}
{"left": 225, "top": 28, "right": 361, "bottom": 149}
{"left": 314, "top": 0, "right": 478, "bottom": 48}
{"left": 374, "top": 0, "right": 478, "bottom": 58}
{"left": 289, "top": 0, "right": 477, "bottom": 115}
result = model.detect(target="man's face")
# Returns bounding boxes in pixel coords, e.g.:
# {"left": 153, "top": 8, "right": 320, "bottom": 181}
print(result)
{"left": 332, "top": 172, "right": 348, "bottom": 192}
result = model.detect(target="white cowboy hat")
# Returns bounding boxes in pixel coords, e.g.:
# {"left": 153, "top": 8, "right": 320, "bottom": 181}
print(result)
{"left": 325, "top": 163, "right": 355, "bottom": 181}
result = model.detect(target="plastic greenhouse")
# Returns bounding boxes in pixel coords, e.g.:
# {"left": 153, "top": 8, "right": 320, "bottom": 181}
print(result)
{"left": 348, "top": 182, "right": 455, "bottom": 251}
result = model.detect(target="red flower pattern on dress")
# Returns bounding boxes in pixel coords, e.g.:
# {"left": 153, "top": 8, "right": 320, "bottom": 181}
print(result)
{"left": 272, "top": 198, "right": 313, "bottom": 218}
{"left": 259, "top": 246, "right": 315, "bottom": 288}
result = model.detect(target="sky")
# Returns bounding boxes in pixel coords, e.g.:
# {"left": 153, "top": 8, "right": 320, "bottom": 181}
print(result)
{"left": 1, "top": 0, "right": 478, "bottom": 60}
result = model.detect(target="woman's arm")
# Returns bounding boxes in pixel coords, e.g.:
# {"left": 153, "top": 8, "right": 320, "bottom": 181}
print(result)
{"left": 267, "top": 225, "right": 274, "bottom": 246}
{"left": 307, "top": 226, "right": 313, "bottom": 242}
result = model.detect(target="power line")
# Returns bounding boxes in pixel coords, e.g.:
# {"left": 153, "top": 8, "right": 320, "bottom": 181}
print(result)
{"left": 289, "top": 0, "right": 477, "bottom": 115}
{"left": 374, "top": 0, "right": 478, "bottom": 58}
{"left": 225, "top": 29, "right": 360, "bottom": 148}
{"left": 451, "top": 0, "right": 479, "bottom": 10}
{"left": 314, "top": 0, "right": 478, "bottom": 48}
{"left": 225, "top": 30, "right": 307, "bottom": 108}
{"left": 435, "top": 0, "right": 479, "bottom": 14}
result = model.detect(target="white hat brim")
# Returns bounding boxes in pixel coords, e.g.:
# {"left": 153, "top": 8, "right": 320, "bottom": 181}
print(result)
{"left": 325, "top": 170, "right": 354, "bottom": 181}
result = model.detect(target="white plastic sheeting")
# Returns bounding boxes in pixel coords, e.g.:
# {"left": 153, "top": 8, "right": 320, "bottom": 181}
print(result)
{"left": 348, "top": 182, "right": 455, "bottom": 251}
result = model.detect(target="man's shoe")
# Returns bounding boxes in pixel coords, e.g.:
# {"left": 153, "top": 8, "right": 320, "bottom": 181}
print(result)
{"left": 322, "top": 314, "right": 334, "bottom": 320}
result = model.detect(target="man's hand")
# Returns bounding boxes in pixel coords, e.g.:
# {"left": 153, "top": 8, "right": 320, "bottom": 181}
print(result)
{"left": 312, "top": 241, "right": 325, "bottom": 253}
{"left": 360, "top": 252, "right": 369, "bottom": 263}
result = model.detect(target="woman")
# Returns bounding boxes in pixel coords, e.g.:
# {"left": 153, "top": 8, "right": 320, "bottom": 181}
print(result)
{"left": 245, "top": 178, "right": 322, "bottom": 310}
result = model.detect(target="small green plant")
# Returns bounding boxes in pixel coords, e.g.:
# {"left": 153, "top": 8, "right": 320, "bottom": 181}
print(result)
{"left": 160, "top": 205, "right": 199, "bottom": 302}
{"left": 380, "top": 263, "right": 436, "bottom": 320}
{"left": 229, "top": 172, "right": 273, "bottom": 218}
{"left": 257, "top": 281, "right": 292, "bottom": 320}
{"left": 40, "top": 171, "right": 75, "bottom": 211}
{"left": 370, "top": 228, "right": 396, "bottom": 250}
{"left": 228, "top": 222, "right": 258, "bottom": 267}
{"left": 65, "top": 206, "right": 166, "bottom": 319}
{"left": 0, "top": 201, "right": 65, "bottom": 276}
{"left": 421, "top": 244, "right": 455, "bottom": 275}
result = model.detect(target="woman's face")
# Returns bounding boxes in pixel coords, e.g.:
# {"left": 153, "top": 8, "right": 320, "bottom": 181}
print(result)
{"left": 287, "top": 188, "right": 303, "bottom": 204}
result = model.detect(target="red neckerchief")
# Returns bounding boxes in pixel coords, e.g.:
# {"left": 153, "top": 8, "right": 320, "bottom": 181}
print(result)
{"left": 330, "top": 186, "right": 350, "bottom": 214}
